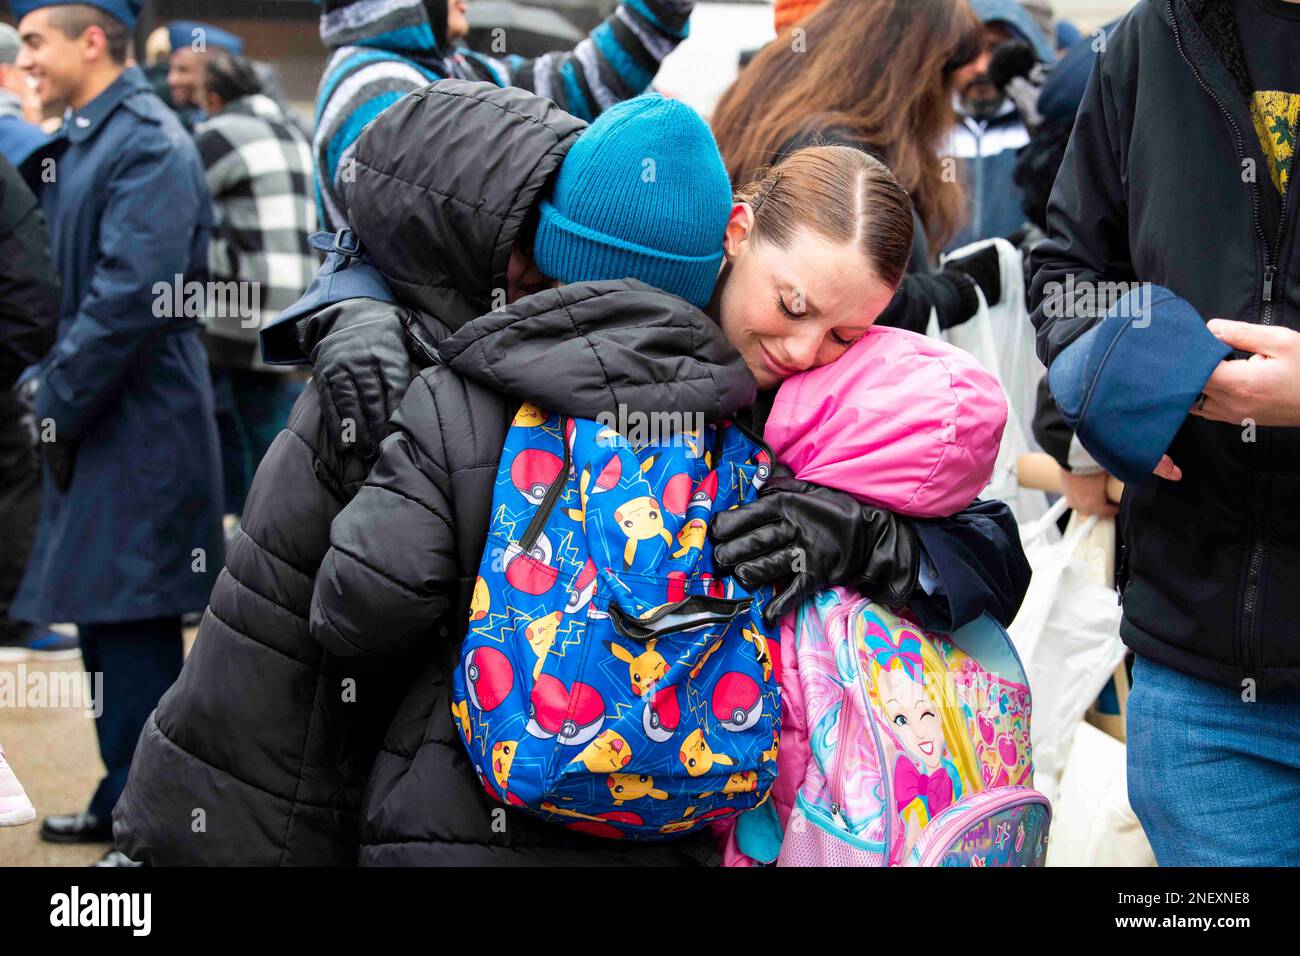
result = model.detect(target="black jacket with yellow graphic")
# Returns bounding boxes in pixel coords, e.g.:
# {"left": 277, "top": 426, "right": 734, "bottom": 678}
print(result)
{"left": 1030, "top": 0, "right": 1300, "bottom": 690}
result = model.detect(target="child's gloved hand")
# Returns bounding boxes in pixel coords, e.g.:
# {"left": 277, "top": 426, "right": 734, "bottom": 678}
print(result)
{"left": 309, "top": 303, "right": 415, "bottom": 462}
{"left": 709, "top": 476, "right": 920, "bottom": 626}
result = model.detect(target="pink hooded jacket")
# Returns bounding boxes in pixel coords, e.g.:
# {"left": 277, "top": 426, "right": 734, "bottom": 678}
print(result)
{"left": 717, "top": 325, "right": 1008, "bottom": 864}
{"left": 764, "top": 325, "right": 1007, "bottom": 517}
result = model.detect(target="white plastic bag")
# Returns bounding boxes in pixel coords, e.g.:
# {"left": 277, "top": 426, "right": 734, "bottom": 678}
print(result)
{"left": 928, "top": 238, "right": 1050, "bottom": 524}
{"left": 1045, "top": 722, "right": 1156, "bottom": 867}
{"left": 939, "top": 238, "right": 1043, "bottom": 447}
{"left": 1008, "top": 497, "right": 1126, "bottom": 804}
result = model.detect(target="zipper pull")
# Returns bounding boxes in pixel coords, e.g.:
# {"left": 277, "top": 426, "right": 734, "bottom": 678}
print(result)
{"left": 1263, "top": 265, "right": 1276, "bottom": 303}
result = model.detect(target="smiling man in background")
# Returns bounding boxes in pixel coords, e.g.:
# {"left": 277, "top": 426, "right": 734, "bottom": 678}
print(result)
{"left": 12, "top": 0, "right": 222, "bottom": 864}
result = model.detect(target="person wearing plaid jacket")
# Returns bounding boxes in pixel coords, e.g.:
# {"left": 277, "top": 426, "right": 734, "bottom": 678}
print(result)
{"left": 195, "top": 50, "right": 316, "bottom": 516}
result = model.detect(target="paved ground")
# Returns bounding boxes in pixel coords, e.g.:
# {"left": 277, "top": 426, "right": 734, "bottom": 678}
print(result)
{"left": 0, "top": 630, "right": 195, "bottom": 867}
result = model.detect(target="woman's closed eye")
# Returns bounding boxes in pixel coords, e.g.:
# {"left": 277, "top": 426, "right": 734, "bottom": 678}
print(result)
{"left": 776, "top": 292, "right": 864, "bottom": 350}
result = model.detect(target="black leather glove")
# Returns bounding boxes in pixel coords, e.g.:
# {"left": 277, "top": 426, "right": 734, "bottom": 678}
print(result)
{"left": 14, "top": 371, "right": 75, "bottom": 492}
{"left": 943, "top": 244, "right": 1002, "bottom": 319}
{"left": 709, "top": 476, "right": 921, "bottom": 627}
{"left": 309, "top": 302, "right": 415, "bottom": 462}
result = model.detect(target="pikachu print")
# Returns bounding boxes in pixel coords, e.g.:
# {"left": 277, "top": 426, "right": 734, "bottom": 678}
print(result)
{"left": 451, "top": 404, "right": 781, "bottom": 839}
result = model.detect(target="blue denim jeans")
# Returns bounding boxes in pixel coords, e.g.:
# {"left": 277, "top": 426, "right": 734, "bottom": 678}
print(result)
{"left": 1127, "top": 654, "right": 1300, "bottom": 865}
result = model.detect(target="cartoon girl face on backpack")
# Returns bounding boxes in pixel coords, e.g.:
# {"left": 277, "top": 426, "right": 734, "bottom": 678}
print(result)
{"left": 871, "top": 645, "right": 947, "bottom": 776}
{"left": 613, "top": 495, "right": 673, "bottom": 569}
{"left": 861, "top": 614, "right": 983, "bottom": 852}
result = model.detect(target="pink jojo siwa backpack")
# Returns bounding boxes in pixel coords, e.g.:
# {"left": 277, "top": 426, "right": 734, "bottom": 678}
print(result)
{"left": 717, "top": 325, "right": 1047, "bottom": 865}
{"left": 761, "top": 588, "right": 1049, "bottom": 866}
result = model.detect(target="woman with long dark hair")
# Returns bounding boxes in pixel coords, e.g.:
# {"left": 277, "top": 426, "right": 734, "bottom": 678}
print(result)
{"left": 712, "top": 0, "right": 1002, "bottom": 334}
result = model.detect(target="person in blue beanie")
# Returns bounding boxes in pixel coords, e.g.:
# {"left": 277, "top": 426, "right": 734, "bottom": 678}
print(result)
{"left": 113, "top": 79, "right": 1026, "bottom": 865}
{"left": 531, "top": 95, "right": 734, "bottom": 308}
{"left": 308, "top": 89, "right": 1026, "bottom": 864}
{"left": 11, "top": 0, "right": 222, "bottom": 864}
{"left": 1030, "top": 0, "right": 1300, "bottom": 865}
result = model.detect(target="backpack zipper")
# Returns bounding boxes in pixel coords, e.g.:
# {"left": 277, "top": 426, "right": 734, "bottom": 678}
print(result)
{"left": 819, "top": 595, "right": 862, "bottom": 826}
{"left": 821, "top": 594, "right": 894, "bottom": 858}
{"left": 608, "top": 595, "right": 753, "bottom": 641}
{"left": 827, "top": 689, "right": 857, "bottom": 825}
{"left": 519, "top": 414, "right": 571, "bottom": 553}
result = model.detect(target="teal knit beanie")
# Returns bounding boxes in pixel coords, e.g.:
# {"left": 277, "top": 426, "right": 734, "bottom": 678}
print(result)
{"left": 533, "top": 94, "right": 733, "bottom": 308}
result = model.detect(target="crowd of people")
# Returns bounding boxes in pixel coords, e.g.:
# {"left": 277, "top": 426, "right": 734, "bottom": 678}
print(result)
{"left": 0, "top": 0, "right": 1297, "bottom": 869}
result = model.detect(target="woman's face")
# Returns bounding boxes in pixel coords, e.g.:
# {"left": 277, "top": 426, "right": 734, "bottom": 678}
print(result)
{"left": 714, "top": 204, "right": 899, "bottom": 390}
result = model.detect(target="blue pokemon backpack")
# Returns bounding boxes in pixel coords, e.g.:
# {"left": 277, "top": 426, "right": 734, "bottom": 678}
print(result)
{"left": 452, "top": 403, "right": 782, "bottom": 841}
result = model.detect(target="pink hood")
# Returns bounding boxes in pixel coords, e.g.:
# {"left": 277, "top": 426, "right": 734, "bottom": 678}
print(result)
{"left": 763, "top": 326, "right": 1007, "bottom": 518}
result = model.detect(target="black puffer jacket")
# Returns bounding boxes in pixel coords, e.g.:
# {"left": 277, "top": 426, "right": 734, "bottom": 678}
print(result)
{"left": 113, "top": 81, "right": 585, "bottom": 865}
{"left": 307, "top": 79, "right": 754, "bottom": 865}
{"left": 111, "top": 298, "right": 436, "bottom": 865}
{"left": 1030, "top": 0, "right": 1300, "bottom": 690}
{"left": 316, "top": 88, "right": 1027, "bottom": 865}
{"left": 0, "top": 153, "right": 58, "bottom": 390}
{"left": 314, "top": 281, "right": 755, "bottom": 865}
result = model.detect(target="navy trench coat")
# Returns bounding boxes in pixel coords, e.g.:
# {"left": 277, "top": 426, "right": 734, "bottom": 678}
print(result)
{"left": 13, "top": 67, "right": 223, "bottom": 625}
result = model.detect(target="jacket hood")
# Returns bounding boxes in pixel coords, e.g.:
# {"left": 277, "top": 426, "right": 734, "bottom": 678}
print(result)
{"left": 320, "top": 0, "right": 448, "bottom": 53}
{"left": 343, "top": 80, "right": 586, "bottom": 332}
{"left": 438, "top": 279, "right": 758, "bottom": 423}
{"left": 970, "top": 0, "right": 1056, "bottom": 62}
{"left": 764, "top": 326, "right": 1006, "bottom": 519}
